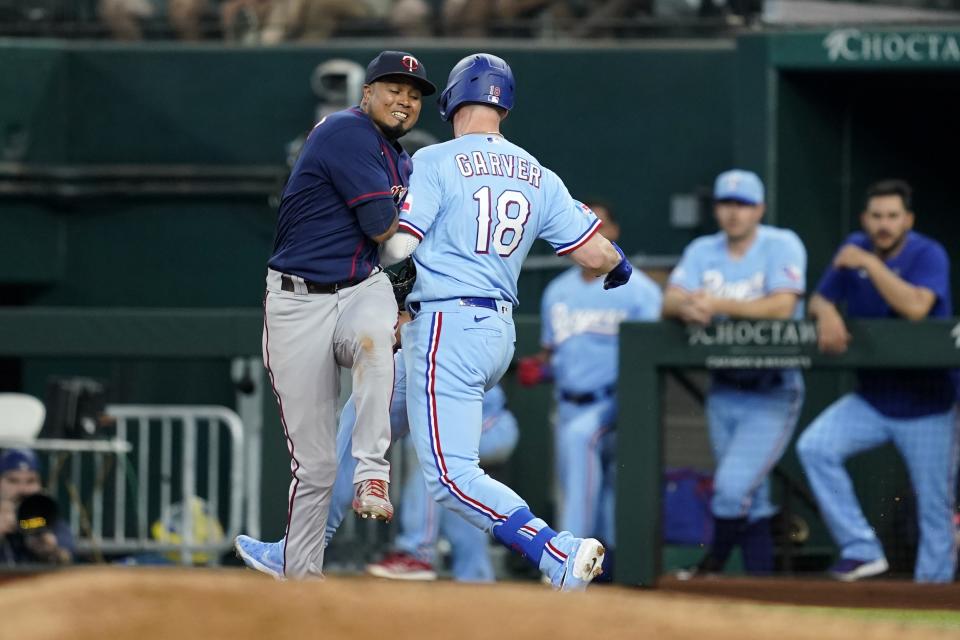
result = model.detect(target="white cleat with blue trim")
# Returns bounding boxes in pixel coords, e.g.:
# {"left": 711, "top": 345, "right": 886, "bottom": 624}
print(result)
{"left": 234, "top": 535, "right": 285, "bottom": 580}
{"left": 557, "top": 538, "right": 605, "bottom": 592}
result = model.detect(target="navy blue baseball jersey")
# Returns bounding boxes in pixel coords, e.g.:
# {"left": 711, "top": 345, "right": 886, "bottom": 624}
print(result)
{"left": 269, "top": 107, "right": 411, "bottom": 284}
{"left": 817, "top": 230, "right": 954, "bottom": 417}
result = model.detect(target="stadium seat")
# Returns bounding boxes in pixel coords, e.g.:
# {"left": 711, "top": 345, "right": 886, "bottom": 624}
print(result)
{"left": 0, "top": 392, "right": 46, "bottom": 442}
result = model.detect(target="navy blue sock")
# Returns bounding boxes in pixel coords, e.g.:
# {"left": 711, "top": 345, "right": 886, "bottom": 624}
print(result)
{"left": 492, "top": 508, "right": 558, "bottom": 569}
{"left": 701, "top": 516, "right": 746, "bottom": 571}
{"left": 740, "top": 517, "right": 774, "bottom": 574}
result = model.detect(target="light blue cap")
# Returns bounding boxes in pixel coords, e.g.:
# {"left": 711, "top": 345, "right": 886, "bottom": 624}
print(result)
{"left": 714, "top": 169, "right": 764, "bottom": 205}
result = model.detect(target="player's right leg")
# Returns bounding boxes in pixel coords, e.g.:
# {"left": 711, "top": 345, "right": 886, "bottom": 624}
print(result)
{"left": 334, "top": 271, "right": 398, "bottom": 519}
{"left": 263, "top": 271, "right": 341, "bottom": 578}
{"left": 796, "top": 393, "right": 891, "bottom": 579}
{"left": 438, "top": 409, "right": 521, "bottom": 583}
{"left": 555, "top": 399, "right": 614, "bottom": 539}
{"left": 712, "top": 386, "right": 802, "bottom": 574}
{"left": 685, "top": 390, "right": 743, "bottom": 576}
{"left": 890, "top": 406, "right": 959, "bottom": 583}
{"left": 401, "top": 304, "right": 604, "bottom": 591}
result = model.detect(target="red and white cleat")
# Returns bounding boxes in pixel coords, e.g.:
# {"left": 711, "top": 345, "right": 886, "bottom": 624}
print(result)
{"left": 366, "top": 552, "right": 437, "bottom": 581}
{"left": 352, "top": 479, "right": 394, "bottom": 521}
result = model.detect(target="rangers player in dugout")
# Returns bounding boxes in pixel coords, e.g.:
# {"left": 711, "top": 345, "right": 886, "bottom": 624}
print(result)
{"left": 261, "top": 50, "right": 436, "bottom": 578}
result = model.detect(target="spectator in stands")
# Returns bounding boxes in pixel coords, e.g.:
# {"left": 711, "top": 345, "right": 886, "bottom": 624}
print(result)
{"left": 258, "top": 0, "right": 371, "bottom": 43}
{"left": 221, "top": 0, "right": 272, "bottom": 42}
{"left": 0, "top": 448, "right": 74, "bottom": 565}
{"left": 168, "top": 0, "right": 208, "bottom": 39}
{"left": 441, "top": 0, "right": 572, "bottom": 37}
{"left": 99, "top": 0, "right": 153, "bottom": 40}
{"left": 100, "top": 0, "right": 209, "bottom": 40}
{"left": 663, "top": 169, "right": 807, "bottom": 578}
{"left": 797, "top": 179, "right": 958, "bottom": 583}
{"left": 389, "top": 0, "right": 433, "bottom": 36}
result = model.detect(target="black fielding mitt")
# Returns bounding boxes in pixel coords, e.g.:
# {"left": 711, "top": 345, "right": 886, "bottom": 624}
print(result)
{"left": 385, "top": 258, "right": 417, "bottom": 307}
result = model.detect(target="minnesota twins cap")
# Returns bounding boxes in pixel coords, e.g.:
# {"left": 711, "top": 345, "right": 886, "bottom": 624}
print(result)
{"left": 0, "top": 447, "right": 39, "bottom": 475}
{"left": 714, "top": 169, "right": 764, "bottom": 205}
{"left": 365, "top": 51, "right": 437, "bottom": 96}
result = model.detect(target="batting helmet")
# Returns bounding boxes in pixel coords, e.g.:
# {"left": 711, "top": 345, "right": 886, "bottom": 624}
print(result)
{"left": 438, "top": 53, "right": 515, "bottom": 122}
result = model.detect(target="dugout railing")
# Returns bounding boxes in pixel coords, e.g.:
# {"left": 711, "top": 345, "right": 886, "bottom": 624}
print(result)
{"left": 617, "top": 318, "right": 960, "bottom": 587}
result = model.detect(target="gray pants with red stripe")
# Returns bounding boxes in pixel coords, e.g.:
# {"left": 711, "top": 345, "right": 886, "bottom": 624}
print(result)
{"left": 262, "top": 268, "right": 397, "bottom": 577}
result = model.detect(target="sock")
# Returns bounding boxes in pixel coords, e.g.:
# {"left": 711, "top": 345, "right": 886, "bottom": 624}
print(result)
{"left": 701, "top": 516, "right": 747, "bottom": 572}
{"left": 492, "top": 508, "right": 558, "bottom": 570}
{"left": 740, "top": 517, "right": 774, "bottom": 574}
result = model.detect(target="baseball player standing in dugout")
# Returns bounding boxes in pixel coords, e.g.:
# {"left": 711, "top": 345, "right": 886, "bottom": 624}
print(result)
{"left": 663, "top": 169, "right": 807, "bottom": 578}
{"left": 261, "top": 50, "right": 436, "bottom": 579}
{"left": 379, "top": 53, "right": 633, "bottom": 591}
{"left": 797, "top": 179, "right": 958, "bottom": 583}
{"left": 517, "top": 201, "right": 662, "bottom": 569}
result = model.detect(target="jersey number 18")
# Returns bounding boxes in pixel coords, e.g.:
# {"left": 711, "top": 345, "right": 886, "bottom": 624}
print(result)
{"left": 473, "top": 187, "right": 531, "bottom": 257}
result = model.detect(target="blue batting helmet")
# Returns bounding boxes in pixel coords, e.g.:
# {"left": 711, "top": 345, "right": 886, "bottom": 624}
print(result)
{"left": 438, "top": 53, "right": 515, "bottom": 122}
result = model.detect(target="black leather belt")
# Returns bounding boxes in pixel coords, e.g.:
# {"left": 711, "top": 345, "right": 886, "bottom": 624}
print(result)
{"left": 560, "top": 385, "right": 616, "bottom": 405}
{"left": 281, "top": 274, "right": 366, "bottom": 294}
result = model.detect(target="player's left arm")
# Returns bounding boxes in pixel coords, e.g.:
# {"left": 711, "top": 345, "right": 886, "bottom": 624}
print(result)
{"left": 834, "top": 242, "right": 947, "bottom": 321}
{"left": 538, "top": 183, "right": 627, "bottom": 285}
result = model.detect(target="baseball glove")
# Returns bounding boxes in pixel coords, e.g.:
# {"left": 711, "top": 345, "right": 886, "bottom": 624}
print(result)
{"left": 385, "top": 258, "right": 416, "bottom": 307}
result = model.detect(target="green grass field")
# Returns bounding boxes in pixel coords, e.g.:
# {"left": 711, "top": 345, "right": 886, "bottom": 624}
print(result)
{"left": 791, "top": 606, "right": 960, "bottom": 630}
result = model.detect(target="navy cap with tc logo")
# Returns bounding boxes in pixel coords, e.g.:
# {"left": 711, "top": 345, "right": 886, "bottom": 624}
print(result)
{"left": 365, "top": 51, "right": 437, "bottom": 96}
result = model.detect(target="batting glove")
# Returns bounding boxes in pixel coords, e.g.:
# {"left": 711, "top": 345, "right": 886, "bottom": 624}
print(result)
{"left": 603, "top": 242, "right": 633, "bottom": 290}
{"left": 517, "top": 357, "right": 551, "bottom": 387}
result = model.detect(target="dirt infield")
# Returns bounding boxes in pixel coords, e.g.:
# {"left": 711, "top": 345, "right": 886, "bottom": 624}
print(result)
{"left": 1, "top": 568, "right": 958, "bottom": 640}
{"left": 659, "top": 575, "right": 960, "bottom": 611}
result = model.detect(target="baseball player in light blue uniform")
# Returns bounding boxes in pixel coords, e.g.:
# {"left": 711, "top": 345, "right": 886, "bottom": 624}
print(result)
{"left": 235, "top": 347, "right": 517, "bottom": 581}
{"left": 379, "top": 53, "right": 633, "bottom": 591}
{"left": 663, "top": 169, "right": 807, "bottom": 577}
{"left": 798, "top": 179, "right": 958, "bottom": 583}
{"left": 519, "top": 202, "right": 662, "bottom": 552}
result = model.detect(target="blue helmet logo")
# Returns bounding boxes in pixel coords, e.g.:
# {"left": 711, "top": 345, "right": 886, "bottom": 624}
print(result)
{"left": 438, "top": 53, "right": 515, "bottom": 122}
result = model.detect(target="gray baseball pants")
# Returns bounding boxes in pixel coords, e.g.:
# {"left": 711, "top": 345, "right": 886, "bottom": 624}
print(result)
{"left": 262, "top": 267, "right": 397, "bottom": 578}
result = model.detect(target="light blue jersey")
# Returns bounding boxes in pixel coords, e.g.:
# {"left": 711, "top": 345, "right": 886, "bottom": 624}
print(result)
{"left": 399, "top": 134, "right": 601, "bottom": 306}
{"left": 542, "top": 267, "right": 663, "bottom": 395}
{"left": 668, "top": 225, "right": 806, "bottom": 313}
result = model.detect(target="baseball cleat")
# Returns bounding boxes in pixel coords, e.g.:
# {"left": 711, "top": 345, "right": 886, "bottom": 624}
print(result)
{"left": 234, "top": 534, "right": 285, "bottom": 580}
{"left": 352, "top": 479, "right": 394, "bottom": 521}
{"left": 829, "top": 557, "right": 889, "bottom": 582}
{"left": 557, "top": 538, "right": 605, "bottom": 592}
{"left": 366, "top": 552, "right": 438, "bottom": 581}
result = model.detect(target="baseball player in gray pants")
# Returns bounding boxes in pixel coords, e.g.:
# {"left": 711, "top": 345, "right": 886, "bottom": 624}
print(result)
{"left": 262, "top": 51, "right": 436, "bottom": 578}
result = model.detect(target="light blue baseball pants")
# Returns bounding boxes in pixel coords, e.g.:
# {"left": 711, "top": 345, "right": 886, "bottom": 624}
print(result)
{"left": 555, "top": 397, "right": 617, "bottom": 545}
{"left": 797, "top": 393, "right": 959, "bottom": 583}
{"left": 393, "top": 411, "right": 519, "bottom": 581}
{"left": 400, "top": 302, "right": 521, "bottom": 532}
{"left": 401, "top": 300, "right": 589, "bottom": 583}
{"left": 706, "top": 386, "right": 803, "bottom": 521}
{"left": 324, "top": 349, "right": 519, "bottom": 580}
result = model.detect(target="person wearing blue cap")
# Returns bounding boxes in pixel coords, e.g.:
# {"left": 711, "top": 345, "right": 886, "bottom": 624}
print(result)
{"left": 0, "top": 448, "right": 42, "bottom": 503}
{"left": 0, "top": 447, "right": 74, "bottom": 565}
{"left": 663, "top": 169, "right": 808, "bottom": 578}
{"left": 258, "top": 51, "right": 436, "bottom": 579}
